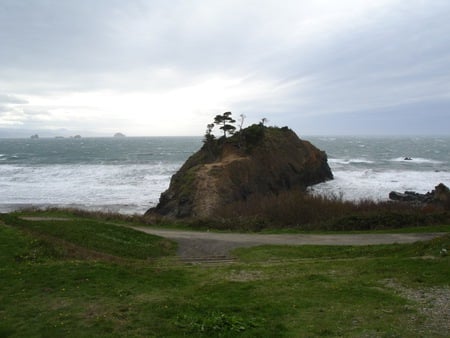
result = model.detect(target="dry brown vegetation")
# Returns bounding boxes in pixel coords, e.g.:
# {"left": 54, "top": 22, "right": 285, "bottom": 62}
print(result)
{"left": 206, "top": 191, "right": 450, "bottom": 231}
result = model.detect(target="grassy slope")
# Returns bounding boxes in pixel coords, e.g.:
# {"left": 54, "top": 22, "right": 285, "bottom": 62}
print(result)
{"left": 0, "top": 213, "right": 176, "bottom": 260}
{"left": 0, "top": 211, "right": 449, "bottom": 337}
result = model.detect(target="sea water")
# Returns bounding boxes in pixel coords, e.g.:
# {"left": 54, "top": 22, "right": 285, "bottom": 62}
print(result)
{"left": 0, "top": 136, "right": 449, "bottom": 214}
{"left": 307, "top": 136, "right": 450, "bottom": 201}
{"left": 0, "top": 137, "right": 201, "bottom": 214}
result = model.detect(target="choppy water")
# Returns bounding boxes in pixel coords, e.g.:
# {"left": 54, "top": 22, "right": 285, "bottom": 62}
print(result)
{"left": 307, "top": 136, "right": 450, "bottom": 201}
{"left": 0, "top": 135, "right": 448, "bottom": 214}
{"left": 0, "top": 137, "right": 201, "bottom": 214}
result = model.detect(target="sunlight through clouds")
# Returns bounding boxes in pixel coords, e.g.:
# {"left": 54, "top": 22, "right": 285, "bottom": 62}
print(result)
{"left": 0, "top": 0, "right": 449, "bottom": 136}
{"left": 18, "top": 75, "right": 282, "bottom": 135}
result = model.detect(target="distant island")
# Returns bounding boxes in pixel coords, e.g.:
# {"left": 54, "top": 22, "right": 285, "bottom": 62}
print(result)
{"left": 30, "top": 134, "right": 39, "bottom": 139}
{"left": 113, "top": 132, "right": 126, "bottom": 138}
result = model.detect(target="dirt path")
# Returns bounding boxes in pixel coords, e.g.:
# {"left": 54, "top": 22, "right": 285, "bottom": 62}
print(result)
{"left": 130, "top": 226, "right": 444, "bottom": 259}
{"left": 18, "top": 217, "right": 445, "bottom": 261}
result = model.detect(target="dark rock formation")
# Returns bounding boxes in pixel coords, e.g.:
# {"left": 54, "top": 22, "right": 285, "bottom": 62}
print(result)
{"left": 434, "top": 183, "right": 450, "bottom": 204}
{"left": 389, "top": 183, "right": 450, "bottom": 207}
{"left": 147, "top": 125, "right": 333, "bottom": 218}
{"left": 389, "top": 191, "right": 434, "bottom": 203}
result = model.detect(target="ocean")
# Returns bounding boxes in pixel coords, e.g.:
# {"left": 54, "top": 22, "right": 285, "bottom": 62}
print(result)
{"left": 0, "top": 136, "right": 449, "bottom": 215}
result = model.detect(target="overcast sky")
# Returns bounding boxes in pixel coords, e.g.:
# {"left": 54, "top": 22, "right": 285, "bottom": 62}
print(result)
{"left": 0, "top": 0, "right": 449, "bottom": 136}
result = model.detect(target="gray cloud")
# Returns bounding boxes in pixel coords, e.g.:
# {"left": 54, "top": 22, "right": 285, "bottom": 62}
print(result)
{"left": 0, "top": 105, "right": 9, "bottom": 113}
{"left": 0, "top": 94, "right": 28, "bottom": 104}
{"left": 0, "top": 0, "right": 449, "bottom": 135}
{"left": 259, "top": 1, "right": 450, "bottom": 108}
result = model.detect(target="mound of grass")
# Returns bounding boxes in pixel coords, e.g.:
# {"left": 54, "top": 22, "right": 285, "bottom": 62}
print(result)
{"left": 0, "top": 212, "right": 176, "bottom": 260}
{"left": 0, "top": 223, "right": 189, "bottom": 337}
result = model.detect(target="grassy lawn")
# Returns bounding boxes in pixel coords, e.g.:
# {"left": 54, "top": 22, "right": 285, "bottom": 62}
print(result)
{"left": 0, "top": 211, "right": 449, "bottom": 337}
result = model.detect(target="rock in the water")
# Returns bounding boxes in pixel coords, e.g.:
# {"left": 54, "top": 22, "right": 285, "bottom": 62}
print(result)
{"left": 388, "top": 191, "right": 433, "bottom": 203}
{"left": 389, "top": 183, "right": 450, "bottom": 206}
{"left": 147, "top": 125, "right": 333, "bottom": 218}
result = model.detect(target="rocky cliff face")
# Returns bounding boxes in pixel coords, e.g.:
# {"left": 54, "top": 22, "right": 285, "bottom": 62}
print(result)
{"left": 147, "top": 125, "right": 333, "bottom": 218}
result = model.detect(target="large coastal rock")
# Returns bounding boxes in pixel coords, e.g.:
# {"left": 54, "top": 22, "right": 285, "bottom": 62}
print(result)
{"left": 147, "top": 125, "right": 333, "bottom": 218}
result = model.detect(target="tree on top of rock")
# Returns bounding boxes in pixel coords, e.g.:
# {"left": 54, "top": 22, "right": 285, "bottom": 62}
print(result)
{"left": 214, "top": 112, "right": 236, "bottom": 138}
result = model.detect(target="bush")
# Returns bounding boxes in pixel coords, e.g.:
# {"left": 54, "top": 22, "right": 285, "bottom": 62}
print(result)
{"left": 212, "top": 190, "right": 450, "bottom": 231}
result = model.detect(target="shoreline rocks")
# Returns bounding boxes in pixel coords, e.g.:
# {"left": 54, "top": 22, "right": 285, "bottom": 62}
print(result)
{"left": 389, "top": 183, "right": 450, "bottom": 206}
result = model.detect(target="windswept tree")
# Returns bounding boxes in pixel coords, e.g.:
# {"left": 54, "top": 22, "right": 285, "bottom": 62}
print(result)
{"left": 237, "top": 113, "right": 246, "bottom": 148}
{"left": 206, "top": 123, "right": 215, "bottom": 135}
{"left": 214, "top": 111, "right": 236, "bottom": 138}
{"left": 203, "top": 123, "right": 215, "bottom": 143}
{"left": 238, "top": 114, "right": 246, "bottom": 132}
{"left": 203, "top": 123, "right": 217, "bottom": 157}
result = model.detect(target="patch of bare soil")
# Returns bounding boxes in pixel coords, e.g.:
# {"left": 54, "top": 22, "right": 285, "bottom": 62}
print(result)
{"left": 192, "top": 152, "right": 247, "bottom": 218}
{"left": 384, "top": 279, "right": 450, "bottom": 336}
{"left": 193, "top": 164, "right": 220, "bottom": 218}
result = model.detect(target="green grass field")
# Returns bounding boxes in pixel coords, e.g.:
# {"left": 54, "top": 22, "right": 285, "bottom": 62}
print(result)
{"left": 0, "top": 210, "right": 449, "bottom": 337}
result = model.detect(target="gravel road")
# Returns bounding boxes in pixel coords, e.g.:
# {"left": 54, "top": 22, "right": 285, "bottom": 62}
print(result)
{"left": 18, "top": 217, "right": 444, "bottom": 260}
{"left": 130, "top": 226, "right": 443, "bottom": 259}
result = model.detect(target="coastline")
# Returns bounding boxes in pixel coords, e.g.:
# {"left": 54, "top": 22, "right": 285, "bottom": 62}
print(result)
{"left": 0, "top": 203, "right": 150, "bottom": 215}
{"left": 1, "top": 135, "right": 448, "bottom": 215}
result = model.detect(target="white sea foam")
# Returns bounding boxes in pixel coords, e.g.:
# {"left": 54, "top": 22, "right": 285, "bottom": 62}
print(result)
{"left": 309, "top": 170, "right": 450, "bottom": 201}
{"left": 0, "top": 163, "right": 182, "bottom": 214}
{"left": 389, "top": 157, "right": 444, "bottom": 164}
{"left": 328, "top": 158, "right": 375, "bottom": 165}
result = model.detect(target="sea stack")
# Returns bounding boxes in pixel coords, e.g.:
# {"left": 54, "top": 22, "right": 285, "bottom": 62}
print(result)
{"left": 147, "top": 124, "right": 333, "bottom": 218}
